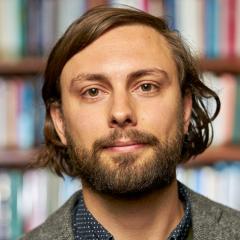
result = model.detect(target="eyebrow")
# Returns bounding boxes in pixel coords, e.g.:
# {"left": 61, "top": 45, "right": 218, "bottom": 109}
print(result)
{"left": 128, "top": 68, "right": 169, "bottom": 83}
{"left": 70, "top": 67, "right": 170, "bottom": 89}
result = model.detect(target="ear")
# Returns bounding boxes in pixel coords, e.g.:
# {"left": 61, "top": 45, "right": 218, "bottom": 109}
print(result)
{"left": 183, "top": 93, "right": 192, "bottom": 134}
{"left": 50, "top": 104, "right": 67, "bottom": 145}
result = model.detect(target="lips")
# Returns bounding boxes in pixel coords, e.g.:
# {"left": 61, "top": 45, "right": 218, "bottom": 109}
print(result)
{"left": 103, "top": 139, "right": 147, "bottom": 153}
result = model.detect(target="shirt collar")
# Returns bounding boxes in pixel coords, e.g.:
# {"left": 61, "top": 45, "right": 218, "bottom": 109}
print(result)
{"left": 167, "top": 182, "right": 192, "bottom": 240}
{"left": 73, "top": 182, "right": 191, "bottom": 240}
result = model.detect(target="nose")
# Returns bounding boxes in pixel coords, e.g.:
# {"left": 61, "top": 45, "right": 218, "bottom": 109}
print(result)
{"left": 108, "top": 92, "right": 137, "bottom": 128}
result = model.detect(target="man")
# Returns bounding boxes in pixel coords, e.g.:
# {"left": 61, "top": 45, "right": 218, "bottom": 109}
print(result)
{"left": 22, "top": 6, "right": 239, "bottom": 240}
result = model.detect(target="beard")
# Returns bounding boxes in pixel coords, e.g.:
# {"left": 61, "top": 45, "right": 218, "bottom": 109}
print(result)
{"left": 65, "top": 120, "right": 184, "bottom": 198}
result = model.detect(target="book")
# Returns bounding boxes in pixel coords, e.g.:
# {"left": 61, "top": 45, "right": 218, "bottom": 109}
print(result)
{"left": 26, "top": 0, "right": 43, "bottom": 56}
{"left": 162, "top": 0, "right": 176, "bottom": 30}
{"left": 204, "top": 0, "right": 220, "bottom": 58}
{"left": 22, "top": 169, "right": 48, "bottom": 232}
{"left": 18, "top": 79, "right": 35, "bottom": 149}
{"left": 0, "top": 0, "right": 22, "bottom": 58}
{"left": 56, "top": 0, "right": 86, "bottom": 38}
{"left": 110, "top": 0, "right": 146, "bottom": 10}
{"left": 228, "top": 0, "right": 236, "bottom": 57}
{"left": 6, "top": 79, "right": 19, "bottom": 148}
{"left": 235, "top": 0, "right": 240, "bottom": 56}
{"left": 10, "top": 170, "right": 23, "bottom": 239}
{"left": 148, "top": 0, "right": 164, "bottom": 17}
{"left": 0, "top": 79, "right": 7, "bottom": 147}
{"left": 175, "top": 0, "right": 204, "bottom": 56}
{"left": 0, "top": 171, "right": 11, "bottom": 239}
{"left": 41, "top": 0, "right": 58, "bottom": 56}
{"left": 219, "top": 74, "right": 237, "bottom": 144}
{"left": 232, "top": 75, "right": 240, "bottom": 144}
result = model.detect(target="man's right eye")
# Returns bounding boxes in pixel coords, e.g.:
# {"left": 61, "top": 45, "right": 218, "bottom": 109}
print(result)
{"left": 81, "top": 87, "right": 107, "bottom": 101}
{"left": 85, "top": 88, "right": 99, "bottom": 97}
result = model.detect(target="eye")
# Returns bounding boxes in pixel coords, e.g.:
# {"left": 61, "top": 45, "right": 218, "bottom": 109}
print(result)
{"left": 135, "top": 82, "right": 159, "bottom": 94}
{"left": 81, "top": 87, "right": 107, "bottom": 101}
{"left": 140, "top": 83, "right": 155, "bottom": 92}
{"left": 86, "top": 88, "right": 99, "bottom": 97}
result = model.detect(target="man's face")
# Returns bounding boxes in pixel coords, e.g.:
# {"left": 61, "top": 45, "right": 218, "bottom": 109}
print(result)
{"left": 51, "top": 25, "right": 192, "bottom": 196}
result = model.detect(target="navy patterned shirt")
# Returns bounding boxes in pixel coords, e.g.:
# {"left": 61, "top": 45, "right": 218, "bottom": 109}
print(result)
{"left": 73, "top": 182, "right": 192, "bottom": 240}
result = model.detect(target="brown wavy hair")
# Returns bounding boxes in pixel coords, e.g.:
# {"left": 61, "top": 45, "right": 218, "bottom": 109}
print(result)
{"left": 36, "top": 6, "right": 220, "bottom": 177}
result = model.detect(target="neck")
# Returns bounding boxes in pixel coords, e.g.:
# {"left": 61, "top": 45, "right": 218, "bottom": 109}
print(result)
{"left": 82, "top": 180, "right": 184, "bottom": 240}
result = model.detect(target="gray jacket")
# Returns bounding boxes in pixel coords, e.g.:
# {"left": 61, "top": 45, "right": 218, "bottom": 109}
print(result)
{"left": 20, "top": 186, "right": 240, "bottom": 240}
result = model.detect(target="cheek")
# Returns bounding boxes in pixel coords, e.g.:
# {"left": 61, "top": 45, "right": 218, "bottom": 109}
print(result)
{"left": 63, "top": 103, "right": 108, "bottom": 148}
{"left": 138, "top": 99, "right": 181, "bottom": 139}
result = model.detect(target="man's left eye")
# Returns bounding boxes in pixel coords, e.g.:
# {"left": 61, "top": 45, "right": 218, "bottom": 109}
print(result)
{"left": 87, "top": 88, "right": 99, "bottom": 96}
{"left": 140, "top": 83, "right": 154, "bottom": 91}
{"left": 139, "top": 83, "right": 158, "bottom": 92}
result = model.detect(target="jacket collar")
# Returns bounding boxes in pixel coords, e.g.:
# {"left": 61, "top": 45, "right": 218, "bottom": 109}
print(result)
{"left": 184, "top": 185, "right": 239, "bottom": 240}
{"left": 28, "top": 185, "right": 239, "bottom": 240}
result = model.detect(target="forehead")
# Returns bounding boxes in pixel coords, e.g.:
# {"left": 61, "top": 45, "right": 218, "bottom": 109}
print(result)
{"left": 61, "top": 24, "right": 177, "bottom": 83}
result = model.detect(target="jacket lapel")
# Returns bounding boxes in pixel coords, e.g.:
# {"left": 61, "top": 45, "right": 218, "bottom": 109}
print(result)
{"left": 187, "top": 187, "right": 238, "bottom": 240}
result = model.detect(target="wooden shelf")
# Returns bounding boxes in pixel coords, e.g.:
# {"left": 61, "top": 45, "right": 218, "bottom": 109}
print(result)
{"left": 0, "top": 148, "right": 39, "bottom": 169}
{"left": 0, "top": 57, "right": 240, "bottom": 76}
{"left": 184, "top": 145, "right": 240, "bottom": 168}
{"left": 0, "top": 145, "right": 239, "bottom": 168}
{"left": 0, "top": 57, "right": 45, "bottom": 76}
{"left": 0, "top": 57, "right": 240, "bottom": 168}
{"left": 198, "top": 58, "right": 240, "bottom": 74}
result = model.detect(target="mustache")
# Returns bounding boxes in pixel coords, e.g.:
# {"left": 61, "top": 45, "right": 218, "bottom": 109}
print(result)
{"left": 92, "top": 129, "right": 160, "bottom": 152}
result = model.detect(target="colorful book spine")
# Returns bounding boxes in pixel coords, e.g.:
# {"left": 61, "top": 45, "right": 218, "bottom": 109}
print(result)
{"left": 235, "top": 0, "right": 240, "bottom": 56}
{"left": 147, "top": 0, "right": 164, "bottom": 17}
{"left": 10, "top": 170, "right": 23, "bottom": 239}
{"left": 162, "top": 0, "right": 176, "bottom": 30}
{"left": 204, "top": 0, "right": 219, "bottom": 58}
{"left": 56, "top": 0, "right": 86, "bottom": 38}
{"left": 18, "top": 80, "right": 35, "bottom": 149}
{"left": 232, "top": 75, "right": 240, "bottom": 144}
{"left": 0, "top": 171, "right": 11, "bottom": 240}
{"left": 0, "top": 79, "right": 7, "bottom": 147}
{"left": 0, "top": 0, "right": 23, "bottom": 58}
{"left": 228, "top": 0, "right": 236, "bottom": 57}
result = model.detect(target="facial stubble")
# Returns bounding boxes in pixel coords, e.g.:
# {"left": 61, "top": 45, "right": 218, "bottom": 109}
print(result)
{"left": 64, "top": 113, "right": 184, "bottom": 198}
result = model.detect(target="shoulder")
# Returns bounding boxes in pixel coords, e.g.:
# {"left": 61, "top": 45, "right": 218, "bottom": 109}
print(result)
{"left": 20, "top": 191, "right": 80, "bottom": 240}
{"left": 183, "top": 184, "right": 240, "bottom": 239}
{"left": 188, "top": 186, "right": 240, "bottom": 223}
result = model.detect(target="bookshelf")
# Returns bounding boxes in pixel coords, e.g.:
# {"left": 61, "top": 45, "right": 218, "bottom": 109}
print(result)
{"left": 1, "top": 57, "right": 240, "bottom": 76}
{"left": 0, "top": 148, "right": 37, "bottom": 169}
{"left": 1, "top": 57, "right": 240, "bottom": 75}
{"left": 198, "top": 58, "right": 240, "bottom": 74}
{"left": 0, "top": 1, "right": 240, "bottom": 238}
{"left": 0, "top": 58, "right": 45, "bottom": 76}
{"left": 0, "top": 57, "right": 240, "bottom": 168}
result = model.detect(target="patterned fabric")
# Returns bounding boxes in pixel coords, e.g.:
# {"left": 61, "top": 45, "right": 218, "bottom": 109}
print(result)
{"left": 73, "top": 197, "right": 112, "bottom": 240}
{"left": 167, "top": 183, "right": 192, "bottom": 240}
{"left": 73, "top": 182, "right": 192, "bottom": 240}
{"left": 20, "top": 183, "right": 240, "bottom": 240}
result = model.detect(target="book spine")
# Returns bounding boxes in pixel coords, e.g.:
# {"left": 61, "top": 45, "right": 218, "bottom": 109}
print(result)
{"left": 162, "top": 0, "right": 176, "bottom": 30}
{"left": 0, "top": 172, "right": 11, "bottom": 239}
{"left": 56, "top": 0, "right": 86, "bottom": 38}
{"left": 232, "top": 75, "right": 240, "bottom": 144}
{"left": 0, "top": 79, "right": 7, "bottom": 147}
{"left": 148, "top": 0, "right": 164, "bottom": 17}
{"left": 235, "top": 0, "right": 240, "bottom": 56}
{"left": 0, "top": 0, "right": 22, "bottom": 58}
{"left": 18, "top": 80, "right": 35, "bottom": 149}
{"left": 10, "top": 170, "right": 23, "bottom": 239}
{"left": 228, "top": 0, "right": 236, "bottom": 57}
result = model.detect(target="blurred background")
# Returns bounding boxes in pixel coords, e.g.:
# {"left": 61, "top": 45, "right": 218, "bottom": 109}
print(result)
{"left": 0, "top": 0, "right": 240, "bottom": 239}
